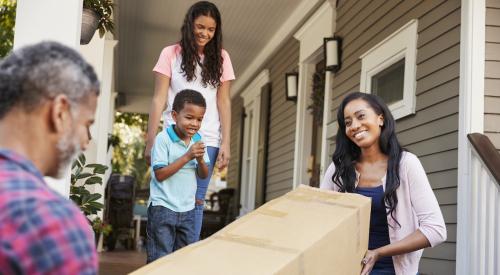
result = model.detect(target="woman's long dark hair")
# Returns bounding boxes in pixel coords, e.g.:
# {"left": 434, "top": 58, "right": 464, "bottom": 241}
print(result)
{"left": 332, "top": 92, "right": 404, "bottom": 226}
{"left": 180, "top": 1, "right": 223, "bottom": 88}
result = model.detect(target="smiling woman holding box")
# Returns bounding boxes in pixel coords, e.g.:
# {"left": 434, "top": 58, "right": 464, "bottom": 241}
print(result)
{"left": 321, "top": 92, "right": 446, "bottom": 275}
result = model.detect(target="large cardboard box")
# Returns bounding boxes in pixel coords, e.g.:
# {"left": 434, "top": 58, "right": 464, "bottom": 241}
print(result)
{"left": 131, "top": 185, "right": 371, "bottom": 275}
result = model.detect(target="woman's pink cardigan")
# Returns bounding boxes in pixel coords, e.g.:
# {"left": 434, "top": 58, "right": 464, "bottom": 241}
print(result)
{"left": 320, "top": 151, "right": 447, "bottom": 275}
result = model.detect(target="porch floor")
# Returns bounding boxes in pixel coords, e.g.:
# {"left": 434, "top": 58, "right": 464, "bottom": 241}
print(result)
{"left": 99, "top": 250, "right": 146, "bottom": 275}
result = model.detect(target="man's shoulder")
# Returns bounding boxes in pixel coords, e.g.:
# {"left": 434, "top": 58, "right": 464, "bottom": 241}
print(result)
{"left": 0, "top": 179, "right": 88, "bottom": 227}
{"left": 0, "top": 160, "right": 89, "bottom": 234}
{"left": 0, "top": 191, "right": 97, "bottom": 274}
{"left": 0, "top": 163, "right": 48, "bottom": 200}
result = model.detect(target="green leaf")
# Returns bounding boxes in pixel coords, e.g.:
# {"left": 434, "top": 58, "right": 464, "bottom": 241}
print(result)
{"left": 87, "top": 201, "right": 104, "bottom": 210}
{"left": 84, "top": 176, "right": 103, "bottom": 185}
{"left": 78, "top": 154, "right": 86, "bottom": 166}
{"left": 71, "top": 186, "right": 87, "bottom": 195}
{"left": 86, "top": 164, "right": 108, "bottom": 174}
{"left": 81, "top": 194, "right": 90, "bottom": 204}
{"left": 83, "top": 206, "right": 98, "bottom": 216}
{"left": 88, "top": 193, "right": 102, "bottom": 202}
{"left": 73, "top": 165, "right": 83, "bottom": 178}
{"left": 77, "top": 172, "right": 93, "bottom": 180}
{"left": 80, "top": 188, "right": 91, "bottom": 196}
{"left": 86, "top": 164, "right": 106, "bottom": 169}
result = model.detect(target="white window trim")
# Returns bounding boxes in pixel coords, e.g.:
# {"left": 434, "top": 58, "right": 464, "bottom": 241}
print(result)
{"left": 360, "top": 19, "right": 418, "bottom": 120}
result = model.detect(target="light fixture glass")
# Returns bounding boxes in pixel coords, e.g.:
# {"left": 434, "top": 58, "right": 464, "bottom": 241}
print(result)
{"left": 285, "top": 72, "right": 298, "bottom": 101}
{"left": 324, "top": 36, "right": 341, "bottom": 72}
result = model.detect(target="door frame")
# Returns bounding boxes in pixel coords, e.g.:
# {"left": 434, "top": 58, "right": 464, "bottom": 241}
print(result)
{"left": 239, "top": 69, "right": 270, "bottom": 215}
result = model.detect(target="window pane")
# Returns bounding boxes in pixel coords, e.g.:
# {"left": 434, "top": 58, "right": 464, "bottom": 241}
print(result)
{"left": 371, "top": 58, "right": 405, "bottom": 105}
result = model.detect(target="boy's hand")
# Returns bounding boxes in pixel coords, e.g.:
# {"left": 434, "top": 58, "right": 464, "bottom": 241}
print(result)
{"left": 187, "top": 142, "right": 205, "bottom": 160}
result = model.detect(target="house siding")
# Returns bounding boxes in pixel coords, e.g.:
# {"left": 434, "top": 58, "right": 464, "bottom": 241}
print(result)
{"left": 485, "top": 0, "right": 500, "bottom": 151}
{"left": 331, "top": 1, "right": 460, "bottom": 274}
{"left": 228, "top": 37, "right": 299, "bottom": 205}
{"left": 265, "top": 38, "right": 299, "bottom": 200}
{"left": 227, "top": 95, "right": 244, "bottom": 191}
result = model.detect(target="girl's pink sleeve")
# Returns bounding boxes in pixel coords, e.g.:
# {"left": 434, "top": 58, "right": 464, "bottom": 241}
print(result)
{"left": 153, "top": 46, "right": 175, "bottom": 77}
{"left": 221, "top": 49, "right": 235, "bottom": 82}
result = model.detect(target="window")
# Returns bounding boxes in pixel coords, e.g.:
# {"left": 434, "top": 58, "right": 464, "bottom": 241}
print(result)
{"left": 372, "top": 58, "right": 405, "bottom": 105}
{"left": 360, "top": 19, "right": 418, "bottom": 119}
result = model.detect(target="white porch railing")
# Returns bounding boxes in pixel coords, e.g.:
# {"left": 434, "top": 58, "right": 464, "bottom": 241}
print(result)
{"left": 465, "top": 133, "right": 500, "bottom": 275}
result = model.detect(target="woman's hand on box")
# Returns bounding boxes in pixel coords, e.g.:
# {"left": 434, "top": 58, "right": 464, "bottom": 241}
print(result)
{"left": 360, "top": 249, "right": 380, "bottom": 275}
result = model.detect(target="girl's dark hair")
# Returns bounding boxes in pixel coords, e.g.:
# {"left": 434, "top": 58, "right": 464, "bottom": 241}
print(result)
{"left": 180, "top": 1, "right": 223, "bottom": 88}
{"left": 332, "top": 92, "right": 404, "bottom": 226}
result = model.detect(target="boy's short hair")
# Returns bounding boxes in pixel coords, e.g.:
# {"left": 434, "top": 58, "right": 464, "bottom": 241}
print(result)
{"left": 172, "top": 89, "right": 206, "bottom": 112}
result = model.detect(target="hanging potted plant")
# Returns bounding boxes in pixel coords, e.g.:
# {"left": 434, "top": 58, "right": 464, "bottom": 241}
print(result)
{"left": 81, "top": 0, "right": 115, "bottom": 45}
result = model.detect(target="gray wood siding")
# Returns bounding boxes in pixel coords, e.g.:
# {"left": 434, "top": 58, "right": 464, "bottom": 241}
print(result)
{"left": 227, "top": 95, "right": 243, "bottom": 190}
{"left": 331, "top": 1, "right": 460, "bottom": 274}
{"left": 485, "top": 0, "right": 500, "bottom": 151}
{"left": 265, "top": 38, "right": 299, "bottom": 200}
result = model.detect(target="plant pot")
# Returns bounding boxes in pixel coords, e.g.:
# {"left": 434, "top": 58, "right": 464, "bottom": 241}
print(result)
{"left": 80, "top": 8, "right": 99, "bottom": 45}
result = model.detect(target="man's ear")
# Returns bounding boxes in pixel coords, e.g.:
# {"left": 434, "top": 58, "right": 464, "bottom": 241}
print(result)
{"left": 49, "top": 94, "right": 71, "bottom": 134}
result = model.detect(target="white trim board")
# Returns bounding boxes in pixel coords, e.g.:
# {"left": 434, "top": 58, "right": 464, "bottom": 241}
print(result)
{"left": 292, "top": 1, "right": 335, "bottom": 188}
{"left": 240, "top": 70, "right": 270, "bottom": 104}
{"left": 294, "top": 1, "right": 335, "bottom": 63}
{"left": 456, "top": 0, "right": 486, "bottom": 274}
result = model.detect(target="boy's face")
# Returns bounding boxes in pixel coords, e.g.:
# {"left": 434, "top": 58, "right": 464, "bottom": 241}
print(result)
{"left": 172, "top": 103, "right": 205, "bottom": 140}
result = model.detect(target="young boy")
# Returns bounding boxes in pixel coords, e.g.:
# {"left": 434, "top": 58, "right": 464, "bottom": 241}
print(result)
{"left": 146, "top": 89, "right": 210, "bottom": 263}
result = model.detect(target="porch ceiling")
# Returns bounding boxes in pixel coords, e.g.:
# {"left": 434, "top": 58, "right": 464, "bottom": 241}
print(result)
{"left": 115, "top": 0, "right": 305, "bottom": 113}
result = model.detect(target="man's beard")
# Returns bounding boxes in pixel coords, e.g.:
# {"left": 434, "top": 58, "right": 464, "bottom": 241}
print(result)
{"left": 55, "top": 131, "right": 81, "bottom": 178}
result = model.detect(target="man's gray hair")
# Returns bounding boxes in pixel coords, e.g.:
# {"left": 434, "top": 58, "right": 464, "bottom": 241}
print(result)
{"left": 0, "top": 41, "right": 100, "bottom": 119}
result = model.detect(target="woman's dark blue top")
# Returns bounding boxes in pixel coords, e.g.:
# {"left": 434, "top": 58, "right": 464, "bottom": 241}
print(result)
{"left": 356, "top": 185, "right": 396, "bottom": 275}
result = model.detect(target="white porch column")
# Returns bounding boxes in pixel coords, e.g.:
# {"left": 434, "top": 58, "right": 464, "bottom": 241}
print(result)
{"left": 292, "top": 62, "right": 315, "bottom": 188}
{"left": 14, "top": 0, "right": 83, "bottom": 50}
{"left": 80, "top": 35, "right": 117, "bottom": 252}
{"left": 13, "top": 0, "right": 84, "bottom": 197}
{"left": 80, "top": 35, "right": 118, "bottom": 220}
{"left": 457, "top": 0, "right": 486, "bottom": 273}
{"left": 292, "top": 1, "right": 334, "bottom": 188}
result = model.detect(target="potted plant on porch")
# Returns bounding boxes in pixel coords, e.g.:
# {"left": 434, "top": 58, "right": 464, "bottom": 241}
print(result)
{"left": 81, "top": 0, "right": 115, "bottom": 45}
{"left": 91, "top": 216, "right": 112, "bottom": 245}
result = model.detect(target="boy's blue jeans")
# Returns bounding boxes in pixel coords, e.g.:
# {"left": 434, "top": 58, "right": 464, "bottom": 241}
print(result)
{"left": 146, "top": 205, "right": 196, "bottom": 263}
{"left": 194, "top": 146, "right": 219, "bottom": 241}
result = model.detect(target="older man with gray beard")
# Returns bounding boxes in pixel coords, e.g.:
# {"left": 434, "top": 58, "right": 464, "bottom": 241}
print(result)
{"left": 0, "top": 42, "right": 100, "bottom": 275}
